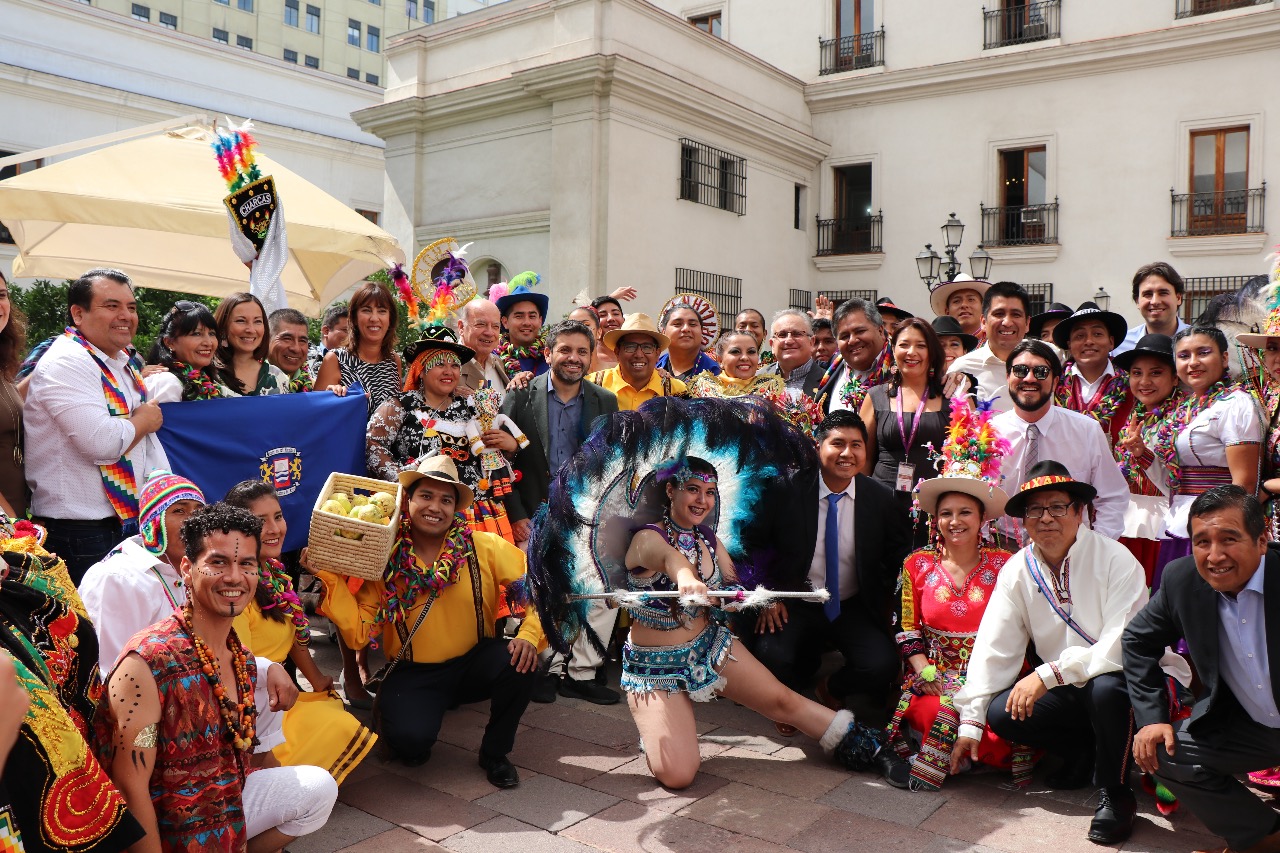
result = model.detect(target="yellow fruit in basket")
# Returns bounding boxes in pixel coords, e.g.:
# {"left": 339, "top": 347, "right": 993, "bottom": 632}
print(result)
{"left": 338, "top": 530, "right": 363, "bottom": 540}
{"left": 352, "top": 504, "right": 384, "bottom": 523}
{"left": 329, "top": 492, "right": 352, "bottom": 513}
{"left": 321, "top": 499, "right": 346, "bottom": 515}
{"left": 369, "top": 491, "right": 397, "bottom": 517}
{"left": 379, "top": 516, "right": 393, "bottom": 526}
{"left": 351, "top": 495, "right": 370, "bottom": 507}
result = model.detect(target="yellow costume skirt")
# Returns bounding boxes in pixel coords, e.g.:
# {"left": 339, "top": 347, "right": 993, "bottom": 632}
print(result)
{"left": 274, "top": 690, "right": 377, "bottom": 784}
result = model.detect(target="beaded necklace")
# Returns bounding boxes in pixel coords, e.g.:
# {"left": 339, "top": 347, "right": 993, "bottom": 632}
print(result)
{"left": 257, "top": 557, "right": 310, "bottom": 646}
{"left": 171, "top": 362, "right": 223, "bottom": 401}
{"left": 1151, "top": 379, "right": 1236, "bottom": 492}
{"left": 181, "top": 604, "right": 257, "bottom": 751}
{"left": 379, "top": 515, "right": 473, "bottom": 627}
{"left": 1054, "top": 362, "right": 1129, "bottom": 433}
{"left": 498, "top": 329, "right": 548, "bottom": 375}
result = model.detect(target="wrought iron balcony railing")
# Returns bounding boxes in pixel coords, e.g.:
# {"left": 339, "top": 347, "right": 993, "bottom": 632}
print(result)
{"left": 983, "top": 0, "right": 1060, "bottom": 49}
{"left": 979, "top": 200, "right": 1059, "bottom": 246}
{"left": 816, "top": 213, "right": 883, "bottom": 255}
{"left": 1170, "top": 185, "right": 1265, "bottom": 237}
{"left": 818, "top": 28, "right": 885, "bottom": 75}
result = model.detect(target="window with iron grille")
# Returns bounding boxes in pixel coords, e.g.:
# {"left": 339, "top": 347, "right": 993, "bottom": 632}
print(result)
{"left": 1171, "top": 126, "right": 1264, "bottom": 237}
{"left": 348, "top": 19, "right": 360, "bottom": 45}
{"left": 1021, "top": 282, "right": 1054, "bottom": 316}
{"left": 818, "top": 289, "right": 878, "bottom": 307}
{"left": 1183, "top": 275, "right": 1263, "bottom": 322}
{"left": 283, "top": 48, "right": 298, "bottom": 62}
{"left": 982, "top": 146, "right": 1058, "bottom": 246}
{"left": 789, "top": 289, "right": 814, "bottom": 312}
{"left": 305, "top": 4, "right": 320, "bottom": 32}
{"left": 675, "top": 269, "right": 742, "bottom": 329}
{"left": 213, "top": 27, "right": 229, "bottom": 42}
{"left": 284, "top": 0, "right": 298, "bottom": 25}
{"left": 159, "top": 11, "right": 177, "bottom": 27}
{"left": 1175, "top": 0, "right": 1269, "bottom": 18}
{"left": 983, "top": 0, "right": 1060, "bottom": 49}
{"left": 367, "top": 25, "right": 380, "bottom": 51}
{"left": 304, "top": 54, "right": 319, "bottom": 68}
{"left": 678, "top": 139, "right": 746, "bottom": 215}
{"left": 131, "top": 3, "right": 149, "bottom": 20}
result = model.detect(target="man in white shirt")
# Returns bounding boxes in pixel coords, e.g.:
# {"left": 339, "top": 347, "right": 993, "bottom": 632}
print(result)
{"left": 951, "top": 461, "right": 1150, "bottom": 845}
{"left": 25, "top": 269, "right": 167, "bottom": 583}
{"left": 945, "top": 281, "right": 1031, "bottom": 413}
{"left": 457, "top": 298, "right": 510, "bottom": 397}
{"left": 1112, "top": 261, "right": 1190, "bottom": 356}
{"left": 1050, "top": 302, "right": 1133, "bottom": 446}
{"left": 992, "top": 339, "right": 1129, "bottom": 540}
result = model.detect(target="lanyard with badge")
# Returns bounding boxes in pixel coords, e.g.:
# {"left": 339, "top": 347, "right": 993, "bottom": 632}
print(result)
{"left": 894, "top": 389, "right": 929, "bottom": 492}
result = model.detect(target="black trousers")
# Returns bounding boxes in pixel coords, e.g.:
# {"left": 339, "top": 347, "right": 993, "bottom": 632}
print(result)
{"left": 746, "top": 597, "right": 899, "bottom": 704}
{"left": 1156, "top": 710, "right": 1280, "bottom": 851}
{"left": 986, "top": 671, "right": 1133, "bottom": 789}
{"left": 376, "top": 637, "right": 535, "bottom": 764}
{"left": 37, "top": 516, "right": 123, "bottom": 585}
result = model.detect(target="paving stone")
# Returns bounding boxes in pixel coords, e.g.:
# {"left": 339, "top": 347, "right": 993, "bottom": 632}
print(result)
{"left": 435, "top": 705, "right": 528, "bottom": 753}
{"left": 561, "top": 800, "right": 791, "bottom": 853}
{"left": 507, "top": 727, "right": 634, "bottom": 783}
{"left": 338, "top": 827, "right": 447, "bottom": 851}
{"left": 443, "top": 816, "right": 600, "bottom": 853}
{"left": 676, "top": 781, "right": 830, "bottom": 844}
{"left": 788, "top": 809, "right": 943, "bottom": 853}
{"left": 819, "top": 773, "right": 948, "bottom": 828}
{"left": 475, "top": 773, "right": 620, "bottom": 831}
{"left": 522, "top": 701, "right": 641, "bottom": 750}
{"left": 380, "top": 740, "right": 523, "bottom": 802}
{"left": 697, "top": 726, "right": 788, "bottom": 756}
{"left": 691, "top": 698, "right": 791, "bottom": 739}
{"left": 921, "top": 838, "right": 1008, "bottom": 853}
{"left": 582, "top": 756, "right": 731, "bottom": 814}
{"left": 920, "top": 795, "right": 1122, "bottom": 853}
{"left": 698, "top": 745, "right": 850, "bottom": 800}
{"left": 287, "top": 802, "right": 395, "bottom": 852}
{"left": 339, "top": 772, "right": 497, "bottom": 841}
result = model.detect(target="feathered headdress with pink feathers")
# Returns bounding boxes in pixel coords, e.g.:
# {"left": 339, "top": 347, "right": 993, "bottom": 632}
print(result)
{"left": 913, "top": 394, "right": 1012, "bottom": 519}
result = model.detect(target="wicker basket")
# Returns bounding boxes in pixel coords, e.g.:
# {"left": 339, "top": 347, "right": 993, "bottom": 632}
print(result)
{"left": 307, "top": 472, "right": 401, "bottom": 580}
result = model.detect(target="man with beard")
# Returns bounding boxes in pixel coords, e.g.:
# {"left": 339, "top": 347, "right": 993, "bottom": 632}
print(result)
{"left": 814, "top": 298, "right": 890, "bottom": 415}
{"left": 991, "top": 339, "right": 1129, "bottom": 540}
{"left": 760, "top": 309, "right": 822, "bottom": 399}
{"left": 1113, "top": 261, "right": 1190, "bottom": 356}
{"left": 945, "top": 281, "right": 1032, "bottom": 414}
{"left": 457, "top": 298, "right": 510, "bottom": 397}
{"left": 501, "top": 321, "right": 620, "bottom": 704}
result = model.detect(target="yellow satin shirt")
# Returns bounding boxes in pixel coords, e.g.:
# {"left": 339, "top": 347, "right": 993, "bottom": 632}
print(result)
{"left": 586, "top": 367, "right": 687, "bottom": 412}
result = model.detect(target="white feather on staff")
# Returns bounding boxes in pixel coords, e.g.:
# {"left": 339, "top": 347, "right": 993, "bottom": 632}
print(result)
{"left": 571, "top": 587, "right": 830, "bottom": 610}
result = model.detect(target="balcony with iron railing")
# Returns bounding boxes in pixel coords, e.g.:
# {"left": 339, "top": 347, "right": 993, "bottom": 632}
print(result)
{"left": 983, "top": 0, "right": 1060, "bottom": 49}
{"left": 1170, "top": 185, "right": 1265, "bottom": 237}
{"left": 980, "top": 200, "right": 1059, "bottom": 246}
{"left": 1175, "top": 0, "right": 1270, "bottom": 18}
{"left": 816, "top": 213, "right": 883, "bottom": 255}
{"left": 818, "top": 28, "right": 885, "bottom": 75}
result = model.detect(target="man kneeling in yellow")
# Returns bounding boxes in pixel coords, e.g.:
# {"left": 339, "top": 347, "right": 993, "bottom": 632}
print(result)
{"left": 314, "top": 457, "right": 544, "bottom": 788}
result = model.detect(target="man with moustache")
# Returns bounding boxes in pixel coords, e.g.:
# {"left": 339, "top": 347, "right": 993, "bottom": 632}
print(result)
{"left": 267, "top": 308, "right": 314, "bottom": 392}
{"left": 991, "top": 339, "right": 1129, "bottom": 540}
{"left": 760, "top": 309, "right": 823, "bottom": 399}
{"left": 502, "top": 320, "right": 620, "bottom": 704}
{"left": 587, "top": 314, "right": 687, "bottom": 410}
{"left": 1113, "top": 261, "right": 1190, "bottom": 356}
{"left": 814, "top": 298, "right": 891, "bottom": 415}
{"left": 457, "top": 297, "right": 510, "bottom": 397}
{"left": 1124, "top": 486, "right": 1280, "bottom": 853}
{"left": 946, "top": 281, "right": 1032, "bottom": 413}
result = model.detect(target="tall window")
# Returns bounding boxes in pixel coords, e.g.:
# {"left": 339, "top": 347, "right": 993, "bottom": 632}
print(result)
{"left": 1189, "top": 127, "right": 1249, "bottom": 233}
{"left": 825, "top": 164, "right": 877, "bottom": 253}
{"left": 678, "top": 139, "right": 747, "bottom": 215}
{"left": 237, "top": 34, "right": 253, "bottom": 49}
{"left": 406, "top": 0, "right": 417, "bottom": 18}
{"left": 159, "top": 11, "right": 177, "bottom": 28}
{"left": 367, "top": 25, "right": 380, "bottom": 51}
{"left": 213, "top": 27, "right": 229, "bottom": 42}
{"left": 131, "top": 3, "right": 149, "bottom": 20}
{"left": 237, "top": 0, "right": 253, "bottom": 11}
{"left": 836, "top": 0, "right": 873, "bottom": 39}
{"left": 689, "top": 12, "right": 721, "bottom": 37}
{"left": 423, "top": 0, "right": 434, "bottom": 22}
{"left": 305, "top": 4, "right": 320, "bottom": 32}
{"left": 284, "top": 0, "right": 298, "bottom": 26}
{"left": 982, "top": 145, "right": 1056, "bottom": 245}
{"left": 348, "top": 19, "right": 360, "bottom": 45}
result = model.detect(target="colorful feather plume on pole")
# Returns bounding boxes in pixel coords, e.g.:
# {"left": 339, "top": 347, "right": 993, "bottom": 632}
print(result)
{"left": 387, "top": 263, "right": 416, "bottom": 316}
{"left": 212, "top": 125, "right": 263, "bottom": 193}
{"left": 936, "top": 395, "right": 1010, "bottom": 487}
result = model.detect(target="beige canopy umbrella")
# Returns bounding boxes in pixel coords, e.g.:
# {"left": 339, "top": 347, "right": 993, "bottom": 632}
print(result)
{"left": 0, "top": 126, "right": 403, "bottom": 316}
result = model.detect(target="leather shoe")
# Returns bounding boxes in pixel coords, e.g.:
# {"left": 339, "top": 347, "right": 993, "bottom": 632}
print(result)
{"left": 1087, "top": 786, "right": 1136, "bottom": 845}
{"left": 558, "top": 677, "right": 621, "bottom": 705}
{"left": 478, "top": 754, "right": 520, "bottom": 789}
{"left": 874, "top": 748, "right": 912, "bottom": 789}
{"left": 531, "top": 673, "right": 560, "bottom": 704}
{"left": 1047, "top": 750, "right": 1094, "bottom": 790}
{"left": 814, "top": 676, "right": 843, "bottom": 711}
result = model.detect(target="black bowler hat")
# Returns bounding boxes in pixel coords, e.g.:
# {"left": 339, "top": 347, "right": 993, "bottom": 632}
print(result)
{"left": 1004, "top": 460, "right": 1098, "bottom": 519}
{"left": 1051, "top": 302, "right": 1129, "bottom": 351}
{"left": 930, "top": 316, "right": 978, "bottom": 353}
{"left": 1112, "top": 333, "right": 1174, "bottom": 372}
{"left": 1029, "top": 302, "right": 1072, "bottom": 339}
{"left": 876, "top": 297, "right": 913, "bottom": 322}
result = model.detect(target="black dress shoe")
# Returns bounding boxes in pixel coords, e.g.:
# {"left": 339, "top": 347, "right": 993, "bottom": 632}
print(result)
{"left": 1087, "top": 786, "right": 1136, "bottom": 845}
{"left": 531, "top": 673, "right": 560, "bottom": 704}
{"left": 873, "top": 748, "right": 912, "bottom": 789}
{"left": 558, "top": 677, "right": 621, "bottom": 705}
{"left": 478, "top": 754, "right": 520, "bottom": 788}
{"left": 1047, "top": 750, "right": 1095, "bottom": 790}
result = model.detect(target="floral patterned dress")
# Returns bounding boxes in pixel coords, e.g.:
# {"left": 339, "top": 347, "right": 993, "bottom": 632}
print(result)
{"left": 886, "top": 547, "right": 1030, "bottom": 791}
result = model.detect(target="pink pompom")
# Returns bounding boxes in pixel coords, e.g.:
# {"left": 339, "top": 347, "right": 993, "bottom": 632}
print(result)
{"left": 487, "top": 282, "right": 510, "bottom": 302}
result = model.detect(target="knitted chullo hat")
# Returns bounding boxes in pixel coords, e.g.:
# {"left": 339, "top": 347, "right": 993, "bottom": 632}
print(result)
{"left": 139, "top": 471, "right": 206, "bottom": 555}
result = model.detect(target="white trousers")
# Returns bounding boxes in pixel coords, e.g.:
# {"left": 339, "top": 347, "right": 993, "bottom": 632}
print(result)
{"left": 242, "top": 765, "right": 338, "bottom": 841}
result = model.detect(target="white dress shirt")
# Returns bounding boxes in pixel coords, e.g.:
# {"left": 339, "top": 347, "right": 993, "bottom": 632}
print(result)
{"left": 79, "top": 535, "right": 285, "bottom": 751}
{"left": 954, "top": 529, "right": 1189, "bottom": 741}
{"left": 947, "top": 344, "right": 1011, "bottom": 413}
{"left": 1068, "top": 360, "right": 1116, "bottom": 403}
{"left": 992, "top": 405, "right": 1130, "bottom": 540}
{"left": 1165, "top": 389, "right": 1263, "bottom": 538}
{"left": 1113, "top": 320, "right": 1190, "bottom": 356}
{"left": 25, "top": 334, "right": 169, "bottom": 519}
{"left": 808, "top": 478, "right": 857, "bottom": 599}
{"left": 1217, "top": 558, "right": 1279, "bottom": 727}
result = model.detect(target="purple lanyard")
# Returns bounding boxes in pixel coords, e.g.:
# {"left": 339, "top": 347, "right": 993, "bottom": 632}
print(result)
{"left": 895, "top": 389, "right": 929, "bottom": 454}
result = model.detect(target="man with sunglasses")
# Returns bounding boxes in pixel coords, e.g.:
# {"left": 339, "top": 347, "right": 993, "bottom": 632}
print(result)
{"left": 990, "top": 339, "right": 1129, "bottom": 541}
{"left": 951, "top": 460, "right": 1160, "bottom": 845}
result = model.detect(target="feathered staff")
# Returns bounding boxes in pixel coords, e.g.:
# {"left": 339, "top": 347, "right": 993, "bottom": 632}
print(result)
{"left": 212, "top": 125, "right": 263, "bottom": 193}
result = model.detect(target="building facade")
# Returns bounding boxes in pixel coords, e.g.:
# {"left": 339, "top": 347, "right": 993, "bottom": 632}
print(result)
{"left": 359, "top": 0, "right": 1279, "bottom": 327}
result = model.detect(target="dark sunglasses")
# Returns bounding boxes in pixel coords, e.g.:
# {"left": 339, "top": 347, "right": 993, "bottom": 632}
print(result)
{"left": 1010, "top": 364, "right": 1052, "bottom": 381}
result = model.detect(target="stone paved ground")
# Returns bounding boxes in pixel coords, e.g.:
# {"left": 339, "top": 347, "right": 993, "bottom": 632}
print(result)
{"left": 293, "top": 622, "right": 1232, "bottom": 853}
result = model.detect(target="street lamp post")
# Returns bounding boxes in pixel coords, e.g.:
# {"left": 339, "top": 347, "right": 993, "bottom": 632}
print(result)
{"left": 917, "top": 213, "right": 992, "bottom": 288}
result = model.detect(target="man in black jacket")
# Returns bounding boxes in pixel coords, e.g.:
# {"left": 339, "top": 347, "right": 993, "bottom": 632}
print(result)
{"left": 1123, "top": 485, "right": 1280, "bottom": 853}
{"left": 748, "top": 410, "right": 911, "bottom": 727}
{"left": 501, "top": 320, "right": 619, "bottom": 705}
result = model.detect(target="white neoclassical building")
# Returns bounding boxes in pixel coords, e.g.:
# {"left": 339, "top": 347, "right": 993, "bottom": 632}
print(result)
{"left": 359, "top": 0, "right": 1280, "bottom": 328}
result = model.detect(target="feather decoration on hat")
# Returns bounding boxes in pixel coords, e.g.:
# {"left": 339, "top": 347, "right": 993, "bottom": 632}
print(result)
{"left": 487, "top": 281, "right": 510, "bottom": 302}
{"left": 388, "top": 263, "right": 416, "bottom": 316}
{"left": 571, "top": 287, "right": 591, "bottom": 307}
{"left": 935, "top": 395, "right": 1010, "bottom": 488}
{"left": 1196, "top": 262, "right": 1273, "bottom": 389}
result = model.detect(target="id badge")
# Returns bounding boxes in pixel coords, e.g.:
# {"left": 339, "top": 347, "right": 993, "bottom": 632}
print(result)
{"left": 895, "top": 463, "right": 916, "bottom": 493}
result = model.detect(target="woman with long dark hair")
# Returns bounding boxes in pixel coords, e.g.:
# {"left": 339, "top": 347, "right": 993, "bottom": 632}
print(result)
{"left": 144, "top": 300, "right": 224, "bottom": 402}
{"left": 314, "top": 281, "right": 402, "bottom": 414}
{"left": 213, "top": 292, "right": 288, "bottom": 396}
{"left": 0, "top": 270, "right": 28, "bottom": 517}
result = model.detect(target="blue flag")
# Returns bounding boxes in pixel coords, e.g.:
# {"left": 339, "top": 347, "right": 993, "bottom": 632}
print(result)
{"left": 157, "top": 388, "right": 368, "bottom": 552}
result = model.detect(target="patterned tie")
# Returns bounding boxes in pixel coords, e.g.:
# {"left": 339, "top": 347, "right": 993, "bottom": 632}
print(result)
{"left": 1023, "top": 423, "right": 1040, "bottom": 481}
{"left": 824, "top": 492, "right": 843, "bottom": 621}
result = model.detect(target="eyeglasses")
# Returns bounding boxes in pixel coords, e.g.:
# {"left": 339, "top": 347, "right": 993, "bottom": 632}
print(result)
{"left": 1010, "top": 364, "right": 1052, "bottom": 381}
{"left": 617, "top": 342, "right": 658, "bottom": 355}
{"left": 773, "top": 330, "right": 811, "bottom": 339}
{"left": 1024, "top": 503, "right": 1073, "bottom": 520}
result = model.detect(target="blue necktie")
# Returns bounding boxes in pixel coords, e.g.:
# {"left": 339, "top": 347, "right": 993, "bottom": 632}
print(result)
{"left": 824, "top": 492, "right": 843, "bottom": 621}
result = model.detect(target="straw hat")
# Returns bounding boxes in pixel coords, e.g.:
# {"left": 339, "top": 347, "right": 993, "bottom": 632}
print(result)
{"left": 603, "top": 313, "right": 670, "bottom": 351}
{"left": 398, "top": 456, "right": 475, "bottom": 511}
{"left": 928, "top": 274, "right": 991, "bottom": 318}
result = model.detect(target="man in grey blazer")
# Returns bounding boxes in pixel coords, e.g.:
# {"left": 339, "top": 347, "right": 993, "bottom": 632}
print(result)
{"left": 501, "top": 319, "right": 619, "bottom": 705}
{"left": 458, "top": 298, "right": 511, "bottom": 396}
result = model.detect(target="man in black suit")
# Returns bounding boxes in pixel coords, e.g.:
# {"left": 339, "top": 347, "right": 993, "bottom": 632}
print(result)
{"left": 501, "top": 319, "right": 619, "bottom": 705}
{"left": 1124, "top": 485, "right": 1280, "bottom": 853}
{"left": 748, "top": 410, "right": 911, "bottom": 727}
